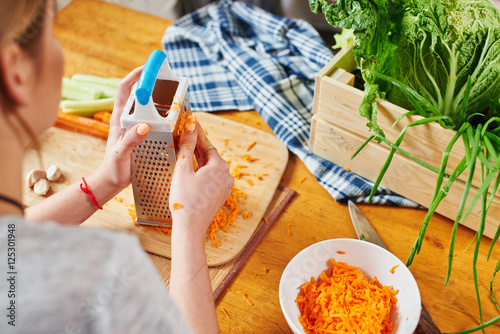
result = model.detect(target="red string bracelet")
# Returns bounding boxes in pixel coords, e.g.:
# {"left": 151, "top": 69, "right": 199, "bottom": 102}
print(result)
{"left": 80, "top": 177, "right": 103, "bottom": 210}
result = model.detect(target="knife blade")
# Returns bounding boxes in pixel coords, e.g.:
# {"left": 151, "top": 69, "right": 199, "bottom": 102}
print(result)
{"left": 348, "top": 200, "right": 387, "bottom": 249}
{"left": 347, "top": 200, "right": 442, "bottom": 334}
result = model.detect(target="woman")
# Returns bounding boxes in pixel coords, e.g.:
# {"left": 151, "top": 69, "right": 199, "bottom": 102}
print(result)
{"left": 0, "top": 1, "right": 233, "bottom": 333}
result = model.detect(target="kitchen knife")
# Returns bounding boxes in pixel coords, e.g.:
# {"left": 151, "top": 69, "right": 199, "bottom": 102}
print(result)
{"left": 347, "top": 200, "right": 442, "bottom": 334}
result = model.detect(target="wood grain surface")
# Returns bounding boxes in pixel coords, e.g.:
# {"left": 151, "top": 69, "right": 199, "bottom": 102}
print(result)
{"left": 23, "top": 1, "right": 500, "bottom": 332}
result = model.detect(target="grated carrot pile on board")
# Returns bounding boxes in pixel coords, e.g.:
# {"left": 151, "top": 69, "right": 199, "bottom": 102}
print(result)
{"left": 296, "top": 258, "right": 398, "bottom": 334}
{"left": 206, "top": 186, "right": 247, "bottom": 247}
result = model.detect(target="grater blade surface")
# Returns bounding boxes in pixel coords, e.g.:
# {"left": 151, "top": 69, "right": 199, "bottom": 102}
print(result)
{"left": 131, "top": 131, "right": 177, "bottom": 225}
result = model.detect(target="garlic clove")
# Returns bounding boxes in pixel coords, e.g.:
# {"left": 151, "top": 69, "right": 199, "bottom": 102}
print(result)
{"left": 26, "top": 169, "right": 47, "bottom": 188}
{"left": 46, "top": 165, "right": 62, "bottom": 182}
{"left": 33, "top": 178, "right": 50, "bottom": 196}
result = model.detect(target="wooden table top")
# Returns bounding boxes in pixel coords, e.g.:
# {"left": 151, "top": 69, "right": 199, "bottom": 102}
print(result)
{"left": 51, "top": 0, "right": 500, "bottom": 332}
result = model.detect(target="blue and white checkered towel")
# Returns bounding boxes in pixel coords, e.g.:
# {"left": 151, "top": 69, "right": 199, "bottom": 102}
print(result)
{"left": 162, "top": 0, "right": 417, "bottom": 206}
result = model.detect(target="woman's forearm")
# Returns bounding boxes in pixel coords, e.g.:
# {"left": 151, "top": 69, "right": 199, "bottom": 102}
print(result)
{"left": 24, "top": 166, "right": 121, "bottom": 225}
{"left": 169, "top": 226, "right": 219, "bottom": 334}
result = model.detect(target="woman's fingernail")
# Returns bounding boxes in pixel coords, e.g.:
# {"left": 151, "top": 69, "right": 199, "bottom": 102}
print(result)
{"left": 137, "top": 123, "right": 150, "bottom": 136}
{"left": 185, "top": 115, "right": 196, "bottom": 132}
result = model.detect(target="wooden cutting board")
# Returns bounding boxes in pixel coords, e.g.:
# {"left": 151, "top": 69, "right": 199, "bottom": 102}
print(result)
{"left": 22, "top": 112, "right": 288, "bottom": 266}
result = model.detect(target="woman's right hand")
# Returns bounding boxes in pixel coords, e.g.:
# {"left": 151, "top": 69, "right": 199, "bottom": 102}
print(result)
{"left": 168, "top": 116, "right": 234, "bottom": 243}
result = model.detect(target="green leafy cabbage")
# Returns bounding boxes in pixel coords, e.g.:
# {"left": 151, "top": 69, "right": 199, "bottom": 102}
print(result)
{"left": 310, "top": 0, "right": 500, "bottom": 130}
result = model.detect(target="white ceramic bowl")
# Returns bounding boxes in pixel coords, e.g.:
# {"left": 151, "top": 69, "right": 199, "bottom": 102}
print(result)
{"left": 279, "top": 239, "right": 421, "bottom": 334}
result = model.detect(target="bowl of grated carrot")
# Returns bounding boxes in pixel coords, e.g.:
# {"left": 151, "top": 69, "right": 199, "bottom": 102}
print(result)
{"left": 279, "top": 239, "right": 421, "bottom": 334}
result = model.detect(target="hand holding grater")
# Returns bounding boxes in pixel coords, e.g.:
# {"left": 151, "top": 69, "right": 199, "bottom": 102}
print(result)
{"left": 121, "top": 50, "right": 191, "bottom": 226}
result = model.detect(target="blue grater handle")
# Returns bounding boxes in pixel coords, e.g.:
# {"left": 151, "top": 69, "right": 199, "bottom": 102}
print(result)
{"left": 135, "top": 50, "right": 167, "bottom": 106}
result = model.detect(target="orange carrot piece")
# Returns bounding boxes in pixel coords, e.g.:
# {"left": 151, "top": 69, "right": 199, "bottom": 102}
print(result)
{"left": 242, "top": 154, "right": 259, "bottom": 162}
{"left": 93, "top": 110, "right": 112, "bottom": 124}
{"left": 245, "top": 140, "right": 256, "bottom": 152}
{"left": 235, "top": 291, "right": 254, "bottom": 306}
{"left": 172, "top": 203, "right": 183, "bottom": 211}
{"left": 390, "top": 264, "right": 400, "bottom": 274}
{"left": 55, "top": 111, "right": 109, "bottom": 139}
{"left": 299, "top": 176, "right": 307, "bottom": 183}
{"left": 336, "top": 250, "right": 346, "bottom": 254}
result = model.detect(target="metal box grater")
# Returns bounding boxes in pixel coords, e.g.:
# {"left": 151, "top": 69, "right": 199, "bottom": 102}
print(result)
{"left": 121, "top": 50, "right": 191, "bottom": 226}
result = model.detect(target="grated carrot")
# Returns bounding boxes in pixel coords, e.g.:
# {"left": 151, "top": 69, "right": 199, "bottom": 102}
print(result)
{"left": 263, "top": 217, "right": 269, "bottom": 225}
{"left": 263, "top": 267, "right": 269, "bottom": 274}
{"left": 205, "top": 186, "right": 248, "bottom": 247}
{"left": 242, "top": 154, "right": 259, "bottom": 162}
{"left": 235, "top": 291, "right": 254, "bottom": 306}
{"left": 172, "top": 203, "right": 183, "bottom": 211}
{"left": 245, "top": 140, "right": 256, "bottom": 152}
{"left": 299, "top": 176, "right": 307, "bottom": 183}
{"left": 390, "top": 265, "right": 399, "bottom": 274}
{"left": 336, "top": 250, "right": 346, "bottom": 254}
{"left": 296, "top": 258, "right": 398, "bottom": 334}
{"left": 247, "top": 179, "right": 254, "bottom": 186}
{"left": 286, "top": 223, "right": 292, "bottom": 236}
{"left": 231, "top": 165, "right": 250, "bottom": 179}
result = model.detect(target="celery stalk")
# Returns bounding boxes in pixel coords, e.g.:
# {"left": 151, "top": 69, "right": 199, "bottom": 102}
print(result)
{"left": 62, "top": 77, "right": 103, "bottom": 101}
{"left": 61, "top": 97, "right": 115, "bottom": 117}
{"left": 71, "top": 74, "right": 121, "bottom": 88}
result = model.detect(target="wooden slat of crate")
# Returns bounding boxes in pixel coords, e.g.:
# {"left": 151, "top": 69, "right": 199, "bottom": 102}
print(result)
{"left": 310, "top": 114, "right": 500, "bottom": 239}
{"left": 311, "top": 48, "right": 483, "bottom": 190}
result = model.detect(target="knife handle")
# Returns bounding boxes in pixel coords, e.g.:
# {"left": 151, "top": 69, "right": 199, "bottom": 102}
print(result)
{"left": 415, "top": 303, "right": 441, "bottom": 334}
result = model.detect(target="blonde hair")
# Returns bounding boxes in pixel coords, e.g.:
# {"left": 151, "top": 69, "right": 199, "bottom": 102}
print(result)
{"left": 0, "top": 1, "right": 48, "bottom": 47}
{"left": 0, "top": 0, "right": 49, "bottom": 154}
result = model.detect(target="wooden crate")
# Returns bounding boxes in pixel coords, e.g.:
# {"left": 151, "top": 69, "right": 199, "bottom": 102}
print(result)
{"left": 309, "top": 47, "right": 500, "bottom": 239}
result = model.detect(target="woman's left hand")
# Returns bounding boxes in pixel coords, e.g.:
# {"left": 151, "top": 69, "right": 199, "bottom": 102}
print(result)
{"left": 96, "top": 66, "right": 150, "bottom": 191}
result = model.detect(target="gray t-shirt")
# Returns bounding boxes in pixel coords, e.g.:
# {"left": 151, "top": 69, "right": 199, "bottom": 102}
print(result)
{"left": 0, "top": 216, "right": 194, "bottom": 334}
